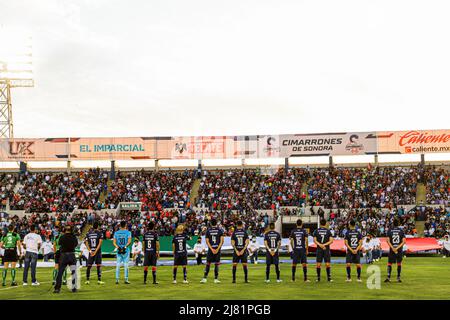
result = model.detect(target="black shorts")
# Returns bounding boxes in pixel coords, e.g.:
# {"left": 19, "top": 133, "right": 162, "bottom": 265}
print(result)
{"left": 206, "top": 250, "right": 221, "bottom": 263}
{"left": 87, "top": 251, "right": 102, "bottom": 266}
{"left": 232, "top": 252, "right": 248, "bottom": 264}
{"left": 265, "top": 251, "right": 279, "bottom": 265}
{"left": 3, "top": 249, "right": 18, "bottom": 263}
{"left": 316, "top": 247, "right": 331, "bottom": 263}
{"left": 345, "top": 251, "right": 361, "bottom": 264}
{"left": 144, "top": 252, "right": 158, "bottom": 266}
{"left": 292, "top": 249, "right": 307, "bottom": 264}
{"left": 388, "top": 249, "right": 403, "bottom": 264}
{"left": 174, "top": 254, "right": 188, "bottom": 266}
{"left": 55, "top": 250, "right": 61, "bottom": 265}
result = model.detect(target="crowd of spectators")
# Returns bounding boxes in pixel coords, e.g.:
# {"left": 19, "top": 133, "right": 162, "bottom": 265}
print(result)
{"left": 9, "top": 169, "right": 109, "bottom": 213}
{"left": 424, "top": 167, "right": 449, "bottom": 205}
{"left": 421, "top": 206, "right": 450, "bottom": 238}
{"left": 195, "top": 168, "right": 309, "bottom": 211}
{"left": 105, "top": 170, "right": 194, "bottom": 211}
{"left": 0, "top": 173, "right": 17, "bottom": 209}
{"left": 307, "top": 166, "right": 419, "bottom": 209}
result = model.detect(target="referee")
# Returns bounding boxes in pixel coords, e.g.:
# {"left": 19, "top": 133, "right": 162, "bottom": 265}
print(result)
{"left": 54, "top": 225, "right": 79, "bottom": 293}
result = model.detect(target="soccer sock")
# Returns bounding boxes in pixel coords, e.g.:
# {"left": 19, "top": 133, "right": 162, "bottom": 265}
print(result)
{"left": 387, "top": 265, "right": 392, "bottom": 278}
{"left": 204, "top": 264, "right": 210, "bottom": 278}
{"left": 346, "top": 266, "right": 351, "bottom": 279}
{"left": 183, "top": 267, "right": 187, "bottom": 281}
{"left": 214, "top": 264, "right": 219, "bottom": 279}
{"left": 173, "top": 267, "right": 177, "bottom": 280}
{"left": 266, "top": 265, "right": 270, "bottom": 280}
{"left": 232, "top": 265, "right": 237, "bottom": 281}
{"left": 86, "top": 266, "right": 92, "bottom": 280}
{"left": 243, "top": 265, "right": 248, "bottom": 281}
{"left": 144, "top": 267, "right": 148, "bottom": 282}
{"left": 11, "top": 269, "right": 16, "bottom": 282}
{"left": 97, "top": 266, "right": 102, "bottom": 281}
{"left": 316, "top": 267, "right": 321, "bottom": 280}
{"left": 52, "top": 269, "right": 58, "bottom": 281}
{"left": 275, "top": 264, "right": 280, "bottom": 280}
{"left": 397, "top": 265, "right": 402, "bottom": 278}
{"left": 303, "top": 265, "right": 308, "bottom": 280}
{"left": 326, "top": 267, "right": 331, "bottom": 280}
{"left": 115, "top": 263, "right": 120, "bottom": 280}
{"left": 292, "top": 265, "right": 296, "bottom": 281}
{"left": 2, "top": 269, "right": 6, "bottom": 284}
{"left": 357, "top": 266, "right": 361, "bottom": 279}
{"left": 124, "top": 263, "right": 129, "bottom": 280}
{"left": 152, "top": 267, "right": 157, "bottom": 283}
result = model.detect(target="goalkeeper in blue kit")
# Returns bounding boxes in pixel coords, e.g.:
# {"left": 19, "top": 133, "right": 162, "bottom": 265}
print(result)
{"left": 113, "top": 221, "right": 132, "bottom": 284}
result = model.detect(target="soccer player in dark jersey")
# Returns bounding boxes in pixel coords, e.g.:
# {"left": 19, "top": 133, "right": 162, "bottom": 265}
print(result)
{"left": 84, "top": 222, "right": 104, "bottom": 285}
{"left": 0, "top": 224, "right": 22, "bottom": 286}
{"left": 142, "top": 221, "right": 160, "bottom": 284}
{"left": 385, "top": 219, "right": 406, "bottom": 283}
{"left": 201, "top": 219, "right": 224, "bottom": 284}
{"left": 313, "top": 219, "right": 334, "bottom": 282}
{"left": 264, "top": 222, "right": 282, "bottom": 283}
{"left": 344, "top": 220, "right": 363, "bottom": 282}
{"left": 231, "top": 220, "right": 250, "bottom": 283}
{"left": 289, "top": 219, "right": 309, "bottom": 282}
{"left": 172, "top": 225, "right": 189, "bottom": 284}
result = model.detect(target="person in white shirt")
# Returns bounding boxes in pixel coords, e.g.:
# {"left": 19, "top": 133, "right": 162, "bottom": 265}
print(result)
{"left": 132, "top": 239, "right": 143, "bottom": 266}
{"left": 193, "top": 238, "right": 206, "bottom": 265}
{"left": 22, "top": 225, "right": 43, "bottom": 286}
{"left": 370, "top": 237, "right": 382, "bottom": 262}
{"left": 362, "top": 235, "right": 374, "bottom": 264}
{"left": 79, "top": 242, "right": 90, "bottom": 267}
{"left": 247, "top": 238, "right": 260, "bottom": 264}
{"left": 41, "top": 238, "right": 54, "bottom": 262}
{"left": 439, "top": 234, "right": 450, "bottom": 258}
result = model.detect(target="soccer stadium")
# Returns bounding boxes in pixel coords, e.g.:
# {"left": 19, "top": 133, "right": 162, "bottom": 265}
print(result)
{"left": 0, "top": 0, "right": 449, "bottom": 304}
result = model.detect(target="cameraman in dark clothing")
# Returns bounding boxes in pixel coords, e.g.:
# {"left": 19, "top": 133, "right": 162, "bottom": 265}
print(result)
{"left": 54, "top": 226, "right": 79, "bottom": 293}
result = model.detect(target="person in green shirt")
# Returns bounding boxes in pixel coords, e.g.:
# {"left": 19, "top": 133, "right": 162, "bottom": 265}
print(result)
{"left": 52, "top": 227, "right": 67, "bottom": 285}
{"left": 0, "top": 224, "right": 22, "bottom": 286}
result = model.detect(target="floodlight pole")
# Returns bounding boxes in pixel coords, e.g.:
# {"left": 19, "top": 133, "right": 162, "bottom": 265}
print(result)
{"left": 0, "top": 78, "right": 13, "bottom": 138}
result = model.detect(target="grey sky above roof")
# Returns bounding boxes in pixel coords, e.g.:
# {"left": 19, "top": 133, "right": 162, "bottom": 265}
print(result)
{"left": 1, "top": 0, "right": 449, "bottom": 138}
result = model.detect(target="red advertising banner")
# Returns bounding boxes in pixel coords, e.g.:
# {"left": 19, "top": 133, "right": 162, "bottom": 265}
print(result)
{"left": 377, "top": 129, "right": 450, "bottom": 154}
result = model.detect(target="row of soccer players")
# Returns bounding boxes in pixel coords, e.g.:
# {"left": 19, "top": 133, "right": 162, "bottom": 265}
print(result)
{"left": 80, "top": 218, "right": 406, "bottom": 285}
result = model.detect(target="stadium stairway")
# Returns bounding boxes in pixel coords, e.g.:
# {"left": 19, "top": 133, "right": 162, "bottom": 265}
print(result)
{"left": 79, "top": 223, "right": 92, "bottom": 241}
{"left": 414, "top": 182, "right": 427, "bottom": 237}
{"left": 189, "top": 178, "right": 201, "bottom": 207}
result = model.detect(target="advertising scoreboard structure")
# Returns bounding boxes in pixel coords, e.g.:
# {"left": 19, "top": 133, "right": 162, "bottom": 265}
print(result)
{"left": 0, "top": 129, "right": 449, "bottom": 162}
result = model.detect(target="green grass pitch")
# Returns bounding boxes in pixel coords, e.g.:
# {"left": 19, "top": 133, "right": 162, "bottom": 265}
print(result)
{"left": 0, "top": 257, "right": 449, "bottom": 300}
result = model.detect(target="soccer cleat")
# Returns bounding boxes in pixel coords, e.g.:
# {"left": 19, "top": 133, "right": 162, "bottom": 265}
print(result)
{"left": 124, "top": 280, "right": 130, "bottom": 284}
{"left": 144, "top": 281, "right": 147, "bottom": 285}
{"left": 172, "top": 280, "right": 177, "bottom": 284}
{"left": 53, "top": 289, "right": 60, "bottom": 294}
{"left": 443, "top": 256, "right": 447, "bottom": 258}
{"left": 115, "top": 280, "right": 119, "bottom": 285}
{"left": 346, "top": 278, "right": 352, "bottom": 282}
{"left": 232, "top": 280, "right": 236, "bottom": 284}
{"left": 245, "top": 280, "right": 250, "bottom": 283}
{"left": 276, "top": 279, "right": 283, "bottom": 283}
{"left": 97, "top": 281, "right": 105, "bottom": 285}
{"left": 62, "top": 280, "right": 67, "bottom": 285}
{"left": 384, "top": 278, "right": 391, "bottom": 283}
{"left": 23, "top": 282, "right": 28, "bottom": 286}
{"left": 397, "top": 278, "right": 402, "bottom": 283}
{"left": 183, "top": 280, "right": 189, "bottom": 284}
{"left": 357, "top": 278, "right": 362, "bottom": 283}
{"left": 31, "top": 282, "right": 40, "bottom": 286}
{"left": 72, "top": 288, "right": 77, "bottom": 293}
{"left": 153, "top": 281, "right": 159, "bottom": 285}
{"left": 200, "top": 278, "right": 207, "bottom": 283}
{"left": 316, "top": 279, "right": 320, "bottom": 282}
{"left": 85, "top": 280, "right": 90, "bottom": 285}
{"left": 11, "top": 282, "right": 18, "bottom": 287}
{"left": 265, "top": 279, "right": 270, "bottom": 283}
{"left": 214, "top": 279, "right": 221, "bottom": 284}
{"left": 304, "top": 279, "right": 311, "bottom": 283}
{"left": 327, "top": 279, "right": 333, "bottom": 283}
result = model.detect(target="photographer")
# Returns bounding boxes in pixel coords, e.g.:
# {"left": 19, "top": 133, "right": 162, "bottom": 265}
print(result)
{"left": 53, "top": 225, "right": 78, "bottom": 293}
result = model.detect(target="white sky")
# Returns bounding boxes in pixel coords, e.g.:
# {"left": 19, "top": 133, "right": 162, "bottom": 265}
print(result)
{"left": 1, "top": 0, "right": 449, "bottom": 138}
